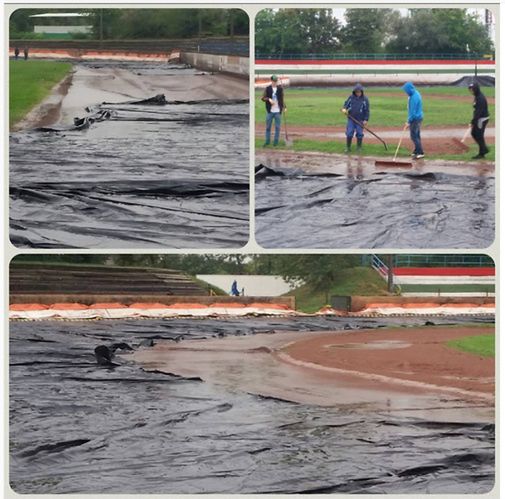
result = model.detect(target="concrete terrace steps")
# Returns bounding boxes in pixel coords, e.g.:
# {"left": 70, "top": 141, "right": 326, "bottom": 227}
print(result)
{"left": 10, "top": 263, "right": 207, "bottom": 296}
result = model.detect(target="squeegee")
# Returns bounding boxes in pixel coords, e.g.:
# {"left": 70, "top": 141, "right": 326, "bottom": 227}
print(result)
{"left": 375, "top": 124, "right": 412, "bottom": 167}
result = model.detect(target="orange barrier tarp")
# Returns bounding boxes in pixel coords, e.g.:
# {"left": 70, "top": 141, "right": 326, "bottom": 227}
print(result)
{"left": 88, "top": 302, "right": 128, "bottom": 309}
{"left": 10, "top": 303, "right": 48, "bottom": 311}
{"left": 49, "top": 303, "right": 88, "bottom": 310}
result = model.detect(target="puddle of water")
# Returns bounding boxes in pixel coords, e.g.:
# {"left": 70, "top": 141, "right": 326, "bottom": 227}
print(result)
{"left": 10, "top": 62, "right": 249, "bottom": 249}
{"left": 255, "top": 163, "right": 494, "bottom": 249}
{"left": 326, "top": 340, "right": 411, "bottom": 350}
{"left": 10, "top": 316, "right": 494, "bottom": 494}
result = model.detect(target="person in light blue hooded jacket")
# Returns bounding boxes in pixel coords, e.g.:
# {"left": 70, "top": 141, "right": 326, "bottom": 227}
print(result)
{"left": 402, "top": 82, "right": 424, "bottom": 159}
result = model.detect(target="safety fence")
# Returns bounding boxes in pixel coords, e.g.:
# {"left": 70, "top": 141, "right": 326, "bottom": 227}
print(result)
{"left": 256, "top": 53, "right": 494, "bottom": 61}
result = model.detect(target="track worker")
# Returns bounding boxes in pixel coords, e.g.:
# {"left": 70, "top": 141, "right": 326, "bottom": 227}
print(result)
{"left": 468, "top": 82, "right": 490, "bottom": 159}
{"left": 402, "top": 82, "right": 425, "bottom": 159}
{"left": 341, "top": 83, "right": 370, "bottom": 153}
{"left": 261, "top": 75, "right": 285, "bottom": 147}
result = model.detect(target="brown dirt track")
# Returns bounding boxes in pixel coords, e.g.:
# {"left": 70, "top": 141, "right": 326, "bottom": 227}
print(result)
{"left": 281, "top": 326, "right": 494, "bottom": 395}
{"left": 255, "top": 124, "right": 495, "bottom": 154}
{"left": 131, "top": 325, "right": 494, "bottom": 420}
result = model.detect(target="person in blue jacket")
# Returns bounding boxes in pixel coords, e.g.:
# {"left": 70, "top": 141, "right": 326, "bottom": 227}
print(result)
{"left": 402, "top": 82, "right": 425, "bottom": 159}
{"left": 341, "top": 83, "right": 370, "bottom": 153}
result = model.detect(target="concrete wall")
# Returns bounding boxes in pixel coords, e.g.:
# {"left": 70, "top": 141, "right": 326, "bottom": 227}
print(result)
{"left": 181, "top": 51, "right": 249, "bottom": 77}
{"left": 196, "top": 275, "right": 295, "bottom": 297}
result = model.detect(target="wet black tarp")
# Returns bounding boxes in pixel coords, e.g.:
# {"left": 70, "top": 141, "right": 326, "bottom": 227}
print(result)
{"left": 452, "top": 75, "right": 495, "bottom": 87}
{"left": 10, "top": 63, "right": 249, "bottom": 249}
{"left": 10, "top": 316, "right": 494, "bottom": 494}
{"left": 255, "top": 165, "right": 494, "bottom": 249}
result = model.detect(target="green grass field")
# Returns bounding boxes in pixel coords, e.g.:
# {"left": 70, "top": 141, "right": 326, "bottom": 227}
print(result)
{"left": 9, "top": 60, "right": 73, "bottom": 126}
{"left": 287, "top": 266, "right": 390, "bottom": 313}
{"left": 446, "top": 334, "right": 495, "bottom": 357}
{"left": 255, "top": 137, "right": 495, "bottom": 161}
{"left": 255, "top": 87, "right": 495, "bottom": 128}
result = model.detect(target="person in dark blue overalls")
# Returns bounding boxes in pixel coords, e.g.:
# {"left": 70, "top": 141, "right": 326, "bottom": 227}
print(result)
{"left": 341, "top": 83, "right": 370, "bottom": 153}
{"left": 230, "top": 280, "right": 240, "bottom": 297}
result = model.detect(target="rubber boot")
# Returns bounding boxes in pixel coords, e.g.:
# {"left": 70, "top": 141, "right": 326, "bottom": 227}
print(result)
{"left": 357, "top": 137, "right": 363, "bottom": 152}
{"left": 345, "top": 137, "right": 352, "bottom": 153}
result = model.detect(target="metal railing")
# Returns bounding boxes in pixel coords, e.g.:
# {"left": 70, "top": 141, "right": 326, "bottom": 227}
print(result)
{"left": 371, "top": 254, "right": 388, "bottom": 277}
{"left": 391, "top": 254, "right": 494, "bottom": 268}
{"left": 256, "top": 52, "right": 494, "bottom": 61}
{"left": 366, "top": 254, "right": 494, "bottom": 268}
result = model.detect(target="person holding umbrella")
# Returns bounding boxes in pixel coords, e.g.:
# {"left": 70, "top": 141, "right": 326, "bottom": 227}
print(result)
{"left": 341, "top": 83, "right": 370, "bottom": 153}
{"left": 468, "top": 82, "right": 490, "bottom": 159}
{"left": 261, "top": 75, "right": 286, "bottom": 147}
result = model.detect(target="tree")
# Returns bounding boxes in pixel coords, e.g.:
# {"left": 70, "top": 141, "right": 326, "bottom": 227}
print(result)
{"left": 340, "top": 9, "right": 395, "bottom": 53}
{"left": 256, "top": 9, "right": 341, "bottom": 56}
{"left": 386, "top": 9, "right": 493, "bottom": 55}
{"left": 275, "top": 255, "right": 359, "bottom": 303}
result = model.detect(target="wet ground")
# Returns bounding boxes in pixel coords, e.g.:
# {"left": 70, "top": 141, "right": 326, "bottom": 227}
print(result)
{"left": 255, "top": 152, "right": 494, "bottom": 249}
{"left": 10, "top": 316, "right": 494, "bottom": 494}
{"left": 10, "top": 62, "right": 249, "bottom": 248}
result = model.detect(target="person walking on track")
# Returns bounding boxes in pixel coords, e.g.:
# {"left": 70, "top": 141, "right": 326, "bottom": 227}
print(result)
{"left": 468, "top": 82, "right": 490, "bottom": 159}
{"left": 402, "top": 82, "right": 425, "bottom": 159}
{"left": 261, "top": 75, "right": 286, "bottom": 147}
{"left": 341, "top": 83, "right": 370, "bottom": 153}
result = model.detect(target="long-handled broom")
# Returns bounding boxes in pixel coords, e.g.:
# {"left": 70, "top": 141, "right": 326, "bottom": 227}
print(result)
{"left": 375, "top": 124, "right": 412, "bottom": 167}
{"left": 283, "top": 111, "right": 293, "bottom": 147}
{"left": 345, "top": 113, "right": 388, "bottom": 150}
{"left": 451, "top": 125, "right": 471, "bottom": 152}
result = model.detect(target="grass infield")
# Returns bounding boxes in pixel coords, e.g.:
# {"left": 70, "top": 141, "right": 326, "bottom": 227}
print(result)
{"left": 255, "top": 87, "right": 495, "bottom": 128}
{"left": 446, "top": 334, "right": 495, "bottom": 357}
{"left": 9, "top": 60, "right": 73, "bottom": 127}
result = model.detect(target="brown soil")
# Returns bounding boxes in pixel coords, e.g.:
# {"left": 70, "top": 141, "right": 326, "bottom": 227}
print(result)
{"left": 282, "top": 326, "right": 494, "bottom": 395}
{"left": 255, "top": 124, "right": 495, "bottom": 154}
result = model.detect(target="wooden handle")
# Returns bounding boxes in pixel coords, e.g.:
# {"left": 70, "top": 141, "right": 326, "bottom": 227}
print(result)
{"left": 461, "top": 125, "right": 472, "bottom": 143}
{"left": 393, "top": 124, "right": 408, "bottom": 162}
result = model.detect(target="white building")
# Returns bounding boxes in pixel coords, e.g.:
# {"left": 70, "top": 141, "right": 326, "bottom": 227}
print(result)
{"left": 30, "top": 13, "right": 92, "bottom": 37}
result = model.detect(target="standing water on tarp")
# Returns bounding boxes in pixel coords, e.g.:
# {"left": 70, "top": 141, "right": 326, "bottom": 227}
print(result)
{"left": 10, "top": 316, "right": 494, "bottom": 494}
{"left": 10, "top": 62, "right": 249, "bottom": 248}
{"left": 255, "top": 161, "right": 494, "bottom": 249}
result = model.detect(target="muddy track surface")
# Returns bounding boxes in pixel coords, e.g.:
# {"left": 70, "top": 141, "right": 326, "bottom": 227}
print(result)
{"left": 255, "top": 125, "right": 495, "bottom": 155}
{"left": 9, "top": 62, "right": 249, "bottom": 249}
{"left": 255, "top": 155, "right": 494, "bottom": 249}
{"left": 10, "top": 316, "right": 494, "bottom": 494}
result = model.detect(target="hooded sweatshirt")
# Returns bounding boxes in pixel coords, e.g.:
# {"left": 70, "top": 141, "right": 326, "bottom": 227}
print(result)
{"left": 402, "top": 82, "right": 423, "bottom": 123}
{"left": 343, "top": 83, "right": 370, "bottom": 122}
{"left": 469, "top": 83, "right": 489, "bottom": 127}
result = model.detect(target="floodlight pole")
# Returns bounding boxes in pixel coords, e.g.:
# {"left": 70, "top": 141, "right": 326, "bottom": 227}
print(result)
{"left": 387, "top": 255, "right": 394, "bottom": 293}
{"left": 99, "top": 9, "right": 103, "bottom": 48}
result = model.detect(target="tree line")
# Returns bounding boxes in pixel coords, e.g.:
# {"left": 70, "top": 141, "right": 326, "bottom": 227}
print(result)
{"left": 256, "top": 8, "right": 493, "bottom": 57}
{"left": 10, "top": 8, "right": 248, "bottom": 39}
